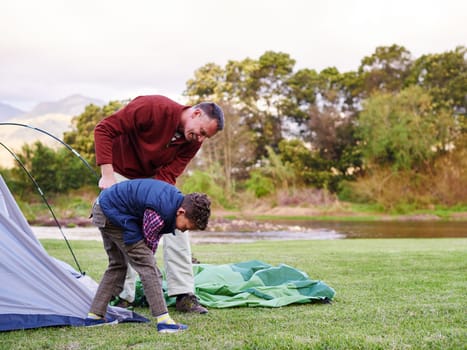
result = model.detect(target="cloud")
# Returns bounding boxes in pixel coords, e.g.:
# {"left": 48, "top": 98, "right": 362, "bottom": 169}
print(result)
{"left": 0, "top": 0, "right": 465, "bottom": 109}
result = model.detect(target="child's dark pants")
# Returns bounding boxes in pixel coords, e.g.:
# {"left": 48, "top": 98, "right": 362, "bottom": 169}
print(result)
{"left": 89, "top": 203, "right": 168, "bottom": 318}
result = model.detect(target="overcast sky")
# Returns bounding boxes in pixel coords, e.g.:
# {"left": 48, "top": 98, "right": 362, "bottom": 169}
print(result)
{"left": 1, "top": 0, "right": 465, "bottom": 110}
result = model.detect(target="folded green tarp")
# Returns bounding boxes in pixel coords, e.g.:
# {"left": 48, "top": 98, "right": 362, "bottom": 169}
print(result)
{"left": 136, "top": 260, "right": 335, "bottom": 308}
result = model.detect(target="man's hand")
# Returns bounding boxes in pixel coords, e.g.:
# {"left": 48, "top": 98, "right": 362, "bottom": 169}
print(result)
{"left": 98, "top": 175, "right": 117, "bottom": 189}
{"left": 99, "top": 164, "right": 117, "bottom": 189}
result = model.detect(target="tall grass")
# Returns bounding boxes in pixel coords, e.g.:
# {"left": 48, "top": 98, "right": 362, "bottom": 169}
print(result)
{"left": 1, "top": 238, "right": 466, "bottom": 349}
{"left": 341, "top": 147, "right": 467, "bottom": 213}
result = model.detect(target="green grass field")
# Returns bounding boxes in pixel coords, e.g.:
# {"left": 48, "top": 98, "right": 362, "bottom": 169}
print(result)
{"left": 2, "top": 238, "right": 466, "bottom": 350}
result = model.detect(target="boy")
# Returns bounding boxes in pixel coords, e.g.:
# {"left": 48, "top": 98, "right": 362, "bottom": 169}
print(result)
{"left": 85, "top": 179, "right": 211, "bottom": 333}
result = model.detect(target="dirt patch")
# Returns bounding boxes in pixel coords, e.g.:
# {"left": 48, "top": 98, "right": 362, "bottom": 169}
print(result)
{"left": 450, "top": 212, "right": 467, "bottom": 219}
{"left": 30, "top": 216, "right": 92, "bottom": 228}
{"left": 213, "top": 205, "right": 354, "bottom": 219}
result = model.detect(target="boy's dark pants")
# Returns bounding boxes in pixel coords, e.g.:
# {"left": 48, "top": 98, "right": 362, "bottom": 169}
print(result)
{"left": 89, "top": 203, "right": 168, "bottom": 318}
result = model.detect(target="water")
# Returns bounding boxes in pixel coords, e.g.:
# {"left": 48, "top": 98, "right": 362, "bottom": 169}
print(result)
{"left": 33, "top": 220, "right": 466, "bottom": 244}
{"left": 188, "top": 220, "right": 466, "bottom": 243}
{"left": 269, "top": 220, "right": 467, "bottom": 239}
{"left": 190, "top": 229, "right": 346, "bottom": 243}
{"left": 191, "top": 221, "right": 466, "bottom": 243}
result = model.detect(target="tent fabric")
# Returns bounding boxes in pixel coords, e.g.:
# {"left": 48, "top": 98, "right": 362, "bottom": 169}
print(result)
{"left": 136, "top": 260, "right": 335, "bottom": 308}
{"left": 190, "top": 260, "right": 335, "bottom": 308}
{"left": 0, "top": 176, "right": 148, "bottom": 331}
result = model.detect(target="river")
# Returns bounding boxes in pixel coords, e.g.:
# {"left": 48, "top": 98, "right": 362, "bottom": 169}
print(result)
{"left": 270, "top": 219, "right": 467, "bottom": 239}
{"left": 32, "top": 220, "right": 466, "bottom": 244}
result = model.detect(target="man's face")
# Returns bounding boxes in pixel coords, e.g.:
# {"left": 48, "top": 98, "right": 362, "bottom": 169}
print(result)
{"left": 175, "top": 210, "right": 197, "bottom": 232}
{"left": 183, "top": 109, "right": 218, "bottom": 143}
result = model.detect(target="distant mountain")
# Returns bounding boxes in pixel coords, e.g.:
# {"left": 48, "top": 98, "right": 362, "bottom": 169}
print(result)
{"left": 23, "top": 94, "right": 105, "bottom": 118}
{"left": 0, "top": 94, "right": 106, "bottom": 168}
{"left": 0, "top": 102, "right": 25, "bottom": 121}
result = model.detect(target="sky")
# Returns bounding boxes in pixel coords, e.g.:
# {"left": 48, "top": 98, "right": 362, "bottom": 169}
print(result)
{"left": 1, "top": 0, "right": 466, "bottom": 111}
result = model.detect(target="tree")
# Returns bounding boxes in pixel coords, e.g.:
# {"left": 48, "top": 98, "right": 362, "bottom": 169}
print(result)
{"left": 283, "top": 66, "right": 362, "bottom": 189}
{"left": 184, "top": 99, "right": 255, "bottom": 199}
{"left": 358, "top": 44, "right": 413, "bottom": 95}
{"left": 245, "top": 51, "right": 296, "bottom": 159}
{"left": 186, "top": 51, "right": 299, "bottom": 166}
{"left": 357, "top": 86, "right": 459, "bottom": 170}
{"left": 282, "top": 68, "right": 319, "bottom": 131}
{"left": 308, "top": 104, "right": 361, "bottom": 173}
{"left": 182, "top": 46, "right": 463, "bottom": 199}
{"left": 184, "top": 63, "right": 226, "bottom": 102}
{"left": 407, "top": 46, "right": 466, "bottom": 114}
{"left": 9, "top": 142, "right": 94, "bottom": 196}
{"left": 63, "top": 101, "right": 123, "bottom": 167}
{"left": 184, "top": 63, "right": 256, "bottom": 192}
{"left": 278, "top": 139, "right": 334, "bottom": 190}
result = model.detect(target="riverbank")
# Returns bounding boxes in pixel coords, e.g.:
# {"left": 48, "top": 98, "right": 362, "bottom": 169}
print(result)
{"left": 32, "top": 224, "right": 346, "bottom": 242}
{"left": 30, "top": 205, "right": 467, "bottom": 230}
{"left": 211, "top": 206, "right": 467, "bottom": 222}
{"left": 31, "top": 205, "right": 467, "bottom": 242}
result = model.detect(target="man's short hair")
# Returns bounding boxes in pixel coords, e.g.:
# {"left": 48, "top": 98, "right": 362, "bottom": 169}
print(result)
{"left": 195, "top": 102, "right": 224, "bottom": 131}
{"left": 182, "top": 193, "right": 211, "bottom": 230}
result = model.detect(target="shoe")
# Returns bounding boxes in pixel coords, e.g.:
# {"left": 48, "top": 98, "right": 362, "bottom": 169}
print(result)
{"left": 157, "top": 322, "right": 188, "bottom": 333}
{"left": 84, "top": 316, "right": 118, "bottom": 327}
{"left": 110, "top": 296, "right": 135, "bottom": 310}
{"left": 175, "top": 294, "right": 208, "bottom": 314}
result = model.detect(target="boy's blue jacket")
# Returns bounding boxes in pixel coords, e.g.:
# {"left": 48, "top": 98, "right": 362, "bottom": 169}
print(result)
{"left": 98, "top": 179, "right": 184, "bottom": 245}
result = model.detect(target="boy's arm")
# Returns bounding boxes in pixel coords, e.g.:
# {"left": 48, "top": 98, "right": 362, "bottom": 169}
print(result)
{"left": 143, "top": 208, "right": 165, "bottom": 253}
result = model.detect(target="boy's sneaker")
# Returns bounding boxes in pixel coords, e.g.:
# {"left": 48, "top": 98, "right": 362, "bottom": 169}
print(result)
{"left": 175, "top": 294, "right": 208, "bottom": 314}
{"left": 84, "top": 315, "right": 118, "bottom": 327}
{"left": 157, "top": 322, "right": 188, "bottom": 333}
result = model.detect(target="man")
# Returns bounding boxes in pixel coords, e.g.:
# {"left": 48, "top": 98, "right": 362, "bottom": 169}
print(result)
{"left": 94, "top": 95, "right": 224, "bottom": 313}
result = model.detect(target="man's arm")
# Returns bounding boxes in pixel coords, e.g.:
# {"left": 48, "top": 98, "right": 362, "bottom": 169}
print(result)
{"left": 154, "top": 145, "right": 201, "bottom": 185}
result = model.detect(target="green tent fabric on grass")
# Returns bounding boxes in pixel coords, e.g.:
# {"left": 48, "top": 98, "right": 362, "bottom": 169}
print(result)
{"left": 135, "top": 260, "right": 335, "bottom": 308}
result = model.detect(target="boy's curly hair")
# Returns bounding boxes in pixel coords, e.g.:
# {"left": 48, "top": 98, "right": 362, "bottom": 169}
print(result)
{"left": 182, "top": 193, "right": 211, "bottom": 230}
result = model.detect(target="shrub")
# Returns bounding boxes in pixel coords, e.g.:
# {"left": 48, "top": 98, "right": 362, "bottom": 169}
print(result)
{"left": 245, "top": 170, "right": 275, "bottom": 198}
{"left": 276, "top": 187, "right": 337, "bottom": 206}
{"left": 180, "top": 170, "right": 230, "bottom": 208}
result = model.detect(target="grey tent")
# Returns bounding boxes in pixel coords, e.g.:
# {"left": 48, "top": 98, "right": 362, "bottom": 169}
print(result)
{"left": 0, "top": 176, "right": 148, "bottom": 331}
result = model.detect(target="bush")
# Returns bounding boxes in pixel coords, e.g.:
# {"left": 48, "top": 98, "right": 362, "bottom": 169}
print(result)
{"left": 339, "top": 149, "right": 467, "bottom": 212}
{"left": 428, "top": 144, "right": 467, "bottom": 206}
{"left": 245, "top": 170, "right": 275, "bottom": 198}
{"left": 180, "top": 170, "right": 231, "bottom": 208}
{"left": 276, "top": 187, "right": 337, "bottom": 206}
{"left": 337, "top": 180, "right": 375, "bottom": 204}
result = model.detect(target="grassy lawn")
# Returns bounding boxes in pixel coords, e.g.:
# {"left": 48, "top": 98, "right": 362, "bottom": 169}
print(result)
{"left": 1, "top": 238, "right": 466, "bottom": 349}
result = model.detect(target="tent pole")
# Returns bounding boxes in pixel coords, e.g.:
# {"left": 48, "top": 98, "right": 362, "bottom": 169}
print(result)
{"left": 0, "top": 122, "right": 99, "bottom": 179}
{"left": 0, "top": 142, "right": 84, "bottom": 275}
